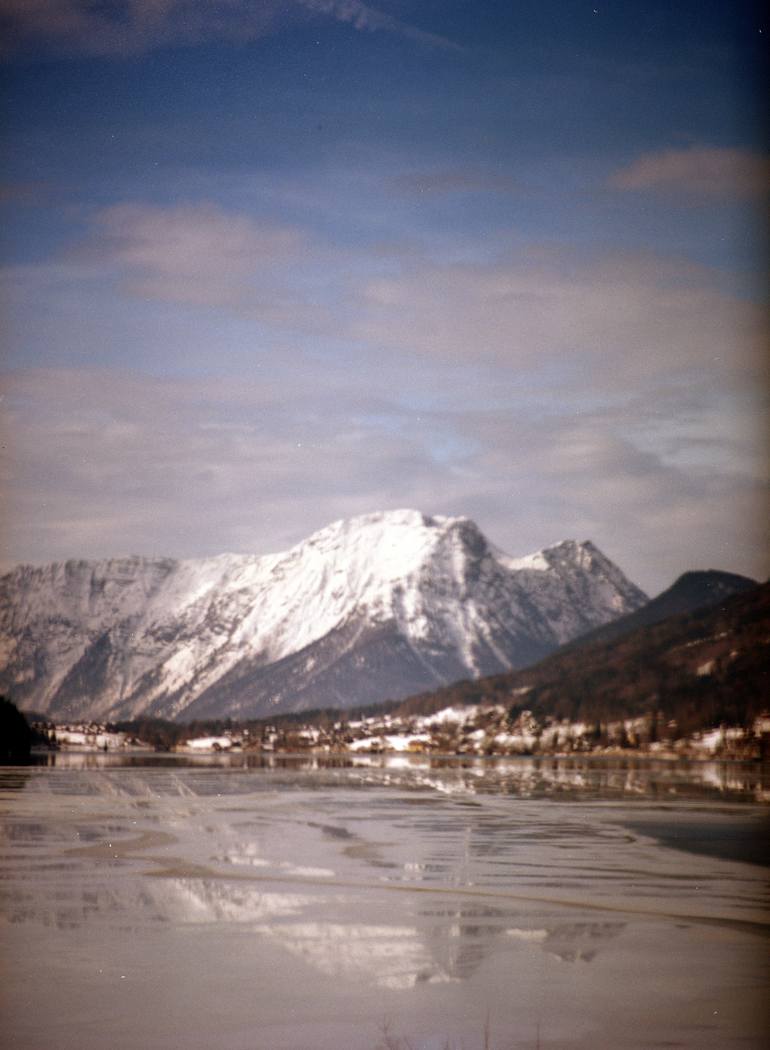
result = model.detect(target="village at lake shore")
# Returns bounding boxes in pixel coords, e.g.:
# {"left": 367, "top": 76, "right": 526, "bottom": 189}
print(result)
{"left": 35, "top": 704, "right": 770, "bottom": 763}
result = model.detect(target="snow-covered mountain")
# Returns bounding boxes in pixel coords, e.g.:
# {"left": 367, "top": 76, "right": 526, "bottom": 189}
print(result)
{"left": 0, "top": 510, "right": 647, "bottom": 721}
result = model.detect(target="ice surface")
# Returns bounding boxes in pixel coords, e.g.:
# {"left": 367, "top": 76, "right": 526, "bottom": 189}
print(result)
{"left": 1, "top": 755, "right": 768, "bottom": 1049}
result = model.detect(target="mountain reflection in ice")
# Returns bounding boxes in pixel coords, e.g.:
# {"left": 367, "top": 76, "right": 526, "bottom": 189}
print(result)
{"left": 25, "top": 750, "right": 770, "bottom": 802}
{"left": 2, "top": 757, "right": 769, "bottom": 1050}
{"left": 250, "top": 921, "right": 450, "bottom": 990}
{"left": 0, "top": 862, "right": 631, "bottom": 988}
{"left": 2, "top": 876, "right": 314, "bottom": 930}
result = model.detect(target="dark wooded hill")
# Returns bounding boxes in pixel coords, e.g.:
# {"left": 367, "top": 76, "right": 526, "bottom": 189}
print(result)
{"left": 392, "top": 581, "right": 770, "bottom": 736}
{"left": 563, "top": 569, "right": 757, "bottom": 652}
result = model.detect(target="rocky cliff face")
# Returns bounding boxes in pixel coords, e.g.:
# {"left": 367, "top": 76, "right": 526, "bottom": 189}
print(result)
{"left": 0, "top": 510, "right": 647, "bottom": 721}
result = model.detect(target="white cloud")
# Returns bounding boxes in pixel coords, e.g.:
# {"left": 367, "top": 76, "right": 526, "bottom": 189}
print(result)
{"left": 1, "top": 365, "right": 767, "bottom": 593}
{"left": 348, "top": 251, "right": 767, "bottom": 388}
{"left": 0, "top": 0, "right": 280, "bottom": 57}
{"left": 297, "top": 0, "right": 457, "bottom": 50}
{"left": 2, "top": 202, "right": 766, "bottom": 591}
{"left": 0, "top": 366, "right": 447, "bottom": 563}
{"left": 609, "top": 147, "right": 770, "bottom": 199}
{"left": 390, "top": 169, "right": 523, "bottom": 197}
{"left": 0, "top": 0, "right": 456, "bottom": 58}
{"left": 419, "top": 410, "right": 769, "bottom": 592}
{"left": 13, "top": 200, "right": 765, "bottom": 396}
{"left": 80, "top": 202, "right": 304, "bottom": 308}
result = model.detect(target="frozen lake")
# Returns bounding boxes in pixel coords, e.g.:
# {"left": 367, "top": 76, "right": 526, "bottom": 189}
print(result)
{"left": 1, "top": 754, "right": 768, "bottom": 1049}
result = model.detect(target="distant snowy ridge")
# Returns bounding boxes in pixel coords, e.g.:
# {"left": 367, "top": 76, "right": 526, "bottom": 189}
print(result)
{"left": 0, "top": 509, "right": 647, "bottom": 721}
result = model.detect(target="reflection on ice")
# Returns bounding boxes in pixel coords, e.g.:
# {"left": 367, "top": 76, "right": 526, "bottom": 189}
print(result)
{"left": 215, "top": 841, "right": 335, "bottom": 878}
{"left": 251, "top": 921, "right": 455, "bottom": 990}
{"left": 0, "top": 874, "right": 317, "bottom": 930}
{"left": 505, "top": 921, "right": 626, "bottom": 962}
{"left": 0, "top": 873, "right": 325, "bottom": 932}
{"left": 536, "top": 921, "right": 626, "bottom": 963}
{"left": 19, "top": 751, "right": 770, "bottom": 803}
{"left": 2, "top": 757, "right": 768, "bottom": 1050}
{"left": 154, "top": 880, "right": 314, "bottom": 926}
{"left": 418, "top": 904, "right": 512, "bottom": 981}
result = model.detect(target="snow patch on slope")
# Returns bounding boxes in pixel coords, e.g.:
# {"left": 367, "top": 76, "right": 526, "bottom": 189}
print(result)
{"left": 0, "top": 509, "right": 647, "bottom": 720}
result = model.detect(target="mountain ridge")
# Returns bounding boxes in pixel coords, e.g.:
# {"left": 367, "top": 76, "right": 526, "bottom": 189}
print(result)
{"left": 0, "top": 509, "right": 647, "bottom": 721}
{"left": 562, "top": 568, "right": 758, "bottom": 652}
{"left": 390, "top": 579, "right": 769, "bottom": 735}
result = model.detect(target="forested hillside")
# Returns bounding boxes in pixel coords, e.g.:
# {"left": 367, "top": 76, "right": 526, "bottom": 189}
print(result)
{"left": 392, "top": 582, "right": 770, "bottom": 737}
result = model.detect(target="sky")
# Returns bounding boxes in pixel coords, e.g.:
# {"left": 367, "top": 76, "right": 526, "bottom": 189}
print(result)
{"left": 0, "top": 0, "right": 767, "bottom": 595}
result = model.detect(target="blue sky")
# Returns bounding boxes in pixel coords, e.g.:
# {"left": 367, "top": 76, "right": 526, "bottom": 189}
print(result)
{"left": 1, "top": 0, "right": 767, "bottom": 592}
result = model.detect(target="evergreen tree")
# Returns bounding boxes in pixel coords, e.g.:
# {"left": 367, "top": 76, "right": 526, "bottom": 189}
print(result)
{"left": 0, "top": 697, "right": 33, "bottom": 762}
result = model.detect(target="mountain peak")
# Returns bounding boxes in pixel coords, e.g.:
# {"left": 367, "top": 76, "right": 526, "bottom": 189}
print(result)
{"left": 0, "top": 511, "right": 647, "bottom": 721}
{"left": 500, "top": 537, "right": 595, "bottom": 573}
{"left": 304, "top": 508, "right": 468, "bottom": 542}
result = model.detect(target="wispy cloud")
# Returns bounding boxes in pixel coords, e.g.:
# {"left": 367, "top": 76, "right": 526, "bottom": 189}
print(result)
{"left": 0, "top": 0, "right": 456, "bottom": 58}
{"left": 349, "top": 251, "right": 767, "bottom": 386}
{"left": 2, "top": 366, "right": 766, "bottom": 591}
{"left": 77, "top": 202, "right": 304, "bottom": 308}
{"left": 2, "top": 200, "right": 766, "bottom": 589}
{"left": 0, "top": 366, "right": 453, "bottom": 566}
{"left": 6, "top": 199, "right": 765, "bottom": 395}
{"left": 609, "top": 147, "right": 770, "bottom": 199}
{"left": 3, "top": 200, "right": 330, "bottom": 332}
{"left": 0, "top": 0, "right": 280, "bottom": 57}
{"left": 391, "top": 169, "right": 524, "bottom": 197}
{"left": 297, "top": 0, "right": 458, "bottom": 50}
